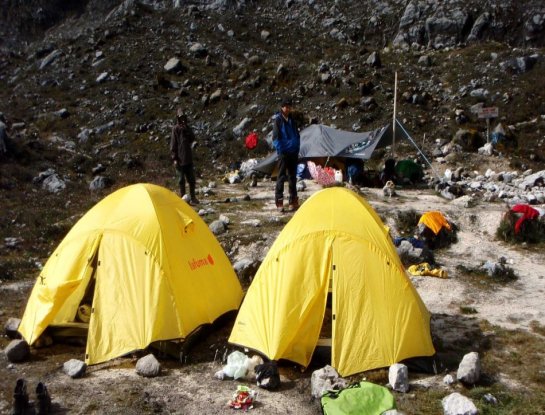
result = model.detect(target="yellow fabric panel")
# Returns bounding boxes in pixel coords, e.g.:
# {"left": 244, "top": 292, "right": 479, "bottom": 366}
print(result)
{"left": 418, "top": 211, "right": 451, "bottom": 235}
{"left": 332, "top": 235, "right": 434, "bottom": 376}
{"left": 229, "top": 233, "right": 332, "bottom": 366}
{"left": 20, "top": 184, "right": 243, "bottom": 364}
{"left": 86, "top": 234, "right": 177, "bottom": 364}
{"left": 19, "top": 233, "right": 102, "bottom": 344}
{"left": 230, "top": 187, "right": 434, "bottom": 375}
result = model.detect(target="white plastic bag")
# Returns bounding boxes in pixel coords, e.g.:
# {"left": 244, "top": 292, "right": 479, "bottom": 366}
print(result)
{"left": 223, "top": 351, "right": 250, "bottom": 380}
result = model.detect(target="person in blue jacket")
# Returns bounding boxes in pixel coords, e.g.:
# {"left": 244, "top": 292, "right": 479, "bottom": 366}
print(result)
{"left": 272, "top": 97, "right": 301, "bottom": 212}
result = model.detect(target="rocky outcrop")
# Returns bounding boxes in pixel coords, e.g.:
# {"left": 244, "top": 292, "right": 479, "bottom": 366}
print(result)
{"left": 2, "top": 0, "right": 544, "bottom": 50}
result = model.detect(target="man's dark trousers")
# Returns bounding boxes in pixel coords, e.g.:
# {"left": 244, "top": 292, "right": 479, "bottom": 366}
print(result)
{"left": 177, "top": 163, "right": 196, "bottom": 198}
{"left": 275, "top": 152, "right": 298, "bottom": 204}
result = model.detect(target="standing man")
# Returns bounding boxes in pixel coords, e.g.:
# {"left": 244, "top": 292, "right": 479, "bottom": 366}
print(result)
{"left": 170, "top": 108, "right": 199, "bottom": 205}
{"left": 272, "top": 98, "right": 300, "bottom": 212}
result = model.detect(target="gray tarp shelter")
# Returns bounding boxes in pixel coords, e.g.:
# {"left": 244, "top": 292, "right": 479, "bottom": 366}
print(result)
{"left": 253, "top": 119, "right": 411, "bottom": 175}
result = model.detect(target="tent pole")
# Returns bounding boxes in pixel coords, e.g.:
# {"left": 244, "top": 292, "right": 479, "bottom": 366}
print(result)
{"left": 392, "top": 71, "right": 398, "bottom": 158}
{"left": 396, "top": 120, "right": 441, "bottom": 180}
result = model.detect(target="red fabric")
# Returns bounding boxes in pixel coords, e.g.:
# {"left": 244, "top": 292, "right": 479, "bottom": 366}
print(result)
{"left": 307, "top": 161, "right": 336, "bottom": 186}
{"left": 511, "top": 204, "right": 539, "bottom": 233}
{"left": 244, "top": 132, "right": 258, "bottom": 150}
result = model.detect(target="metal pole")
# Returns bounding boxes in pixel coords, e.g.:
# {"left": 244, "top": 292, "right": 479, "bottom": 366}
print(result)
{"left": 486, "top": 118, "right": 490, "bottom": 143}
{"left": 393, "top": 71, "right": 397, "bottom": 158}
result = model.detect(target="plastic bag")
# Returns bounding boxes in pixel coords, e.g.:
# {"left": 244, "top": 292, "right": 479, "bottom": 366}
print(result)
{"left": 223, "top": 351, "right": 250, "bottom": 379}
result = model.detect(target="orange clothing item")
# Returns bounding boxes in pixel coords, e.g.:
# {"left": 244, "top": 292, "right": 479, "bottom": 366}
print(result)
{"left": 418, "top": 211, "right": 452, "bottom": 235}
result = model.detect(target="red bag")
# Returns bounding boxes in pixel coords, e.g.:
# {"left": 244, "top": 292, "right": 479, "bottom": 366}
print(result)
{"left": 244, "top": 132, "right": 258, "bottom": 150}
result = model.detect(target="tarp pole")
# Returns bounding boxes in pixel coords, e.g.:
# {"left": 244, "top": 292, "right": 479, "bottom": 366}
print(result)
{"left": 395, "top": 119, "right": 441, "bottom": 180}
{"left": 392, "top": 71, "right": 398, "bottom": 158}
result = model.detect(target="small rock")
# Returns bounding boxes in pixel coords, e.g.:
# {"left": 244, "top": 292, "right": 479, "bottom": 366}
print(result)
{"left": 4, "top": 317, "right": 22, "bottom": 339}
{"left": 42, "top": 174, "right": 66, "bottom": 193}
{"left": 389, "top": 363, "right": 409, "bottom": 393}
{"left": 457, "top": 352, "right": 481, "bottom": 384}
{"left": 241, "top": 219, "right": 261, "bottom": 227}
{"left": 89, "top": 176, "right": 111, "bottom": 191}
{"left": 164, "top": 57, "right": 183, "bottom": 72}
{"left": 311, "top": 365, "right": 348, "bottom": 399}
{"left": 483, "top": 393, "right": 498, "bottom": 405}
{"left": 136, "top": 354, "right": 161, "bottom": 377}
{"left": 4, "top": 339, "right": 30, "bottom": 363}
{"left": 442, "top": 392, "right": 478, "bottom": 415}
{"left": 96, "top": 72, "right": 108, "bottom": 83}
{"left": 209, "top": 220, "right": 226, "bottom": 235}
{"left": 443, "top": 374, "right": 455, "bottom": 385}
{"left": 63, "top": 359, "right": 87, "bottom": 378}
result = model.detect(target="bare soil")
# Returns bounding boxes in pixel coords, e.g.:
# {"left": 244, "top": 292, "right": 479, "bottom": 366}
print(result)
{"left": 1, "top": 172, "right": 545, "bottom": 414}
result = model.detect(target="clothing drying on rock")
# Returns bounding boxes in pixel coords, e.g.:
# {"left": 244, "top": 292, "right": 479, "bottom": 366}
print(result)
{"left": 418, "top": 211, "right": 452, "bottom": 235}
{"left": 510, "top": 204, "right": 540, "bottom": 234}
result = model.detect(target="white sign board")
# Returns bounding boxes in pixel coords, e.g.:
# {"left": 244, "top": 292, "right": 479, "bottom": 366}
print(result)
{"left": 477, "top": 107, "right": 499, "bottom": 119}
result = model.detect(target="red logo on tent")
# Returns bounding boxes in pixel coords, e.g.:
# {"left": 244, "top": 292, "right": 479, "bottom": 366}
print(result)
{"left": 188, "top": 254, "right": 215, "bottom": 270}
{"left": 245, "top": 132, "right": 258, "bottom": 150}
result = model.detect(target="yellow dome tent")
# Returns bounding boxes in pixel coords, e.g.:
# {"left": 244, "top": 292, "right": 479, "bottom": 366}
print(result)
{"left": 229, "top": 187, "right": 434, "bottom": 376}
{"left": 19, "top": 183, "right": 243, "bottom": 365}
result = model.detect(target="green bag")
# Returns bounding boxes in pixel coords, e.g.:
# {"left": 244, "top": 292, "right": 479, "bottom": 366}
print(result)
{"left": 321, "top": 381, "right": 396, "bottom": 415}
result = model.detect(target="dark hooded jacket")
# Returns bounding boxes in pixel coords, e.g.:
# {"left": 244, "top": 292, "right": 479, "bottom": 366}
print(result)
{"left": 170, "top": 121, "right": 195, "bottom": 166}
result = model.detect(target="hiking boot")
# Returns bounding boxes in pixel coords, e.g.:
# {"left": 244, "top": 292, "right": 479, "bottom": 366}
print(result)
{"left": 250, "top": 173, "right": 258, "bottom": 187}
{"left": 36, "top": 382, "right": 51, "bottom": 415}
{"left": 288, "top": 198, "right": 299, "bottom": 212}
{"left": 275, "top": 199, "right": 284, "bottom": 212}
{"left": 12, "top": 378, "right": 29, "bottom": 415}
{"left": 189, "top": 197, "right": 200, "bottom": 205}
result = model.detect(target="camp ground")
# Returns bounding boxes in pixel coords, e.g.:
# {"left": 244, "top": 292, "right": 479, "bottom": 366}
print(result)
{"left": 229, "top": 187, "right": 435, "bottom": 376}
{"left": 252, "top": 118, "right": 432, "bottom": 183}
{"left": 17, "top": 183, "right": 243, "bottom": 365}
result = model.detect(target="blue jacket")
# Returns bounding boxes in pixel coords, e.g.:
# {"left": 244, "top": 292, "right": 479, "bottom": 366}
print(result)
{"left": 272, "top": 112, "right": 300, "bottom": 155}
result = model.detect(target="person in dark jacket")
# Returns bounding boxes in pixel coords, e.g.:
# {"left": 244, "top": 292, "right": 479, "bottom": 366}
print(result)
{"left": 170, "top": 109, "right": 199, "bottom": 205}
{"left": 272, "top": 98, "right": 300, "bottom": 212}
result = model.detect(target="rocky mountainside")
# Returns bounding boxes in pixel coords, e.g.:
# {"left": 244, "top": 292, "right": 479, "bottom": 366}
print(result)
{"left": 1, "top": 0, "right": 545, "bottom": 274}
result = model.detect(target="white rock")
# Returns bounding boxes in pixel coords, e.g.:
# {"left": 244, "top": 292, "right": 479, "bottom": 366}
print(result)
{"left": 136, "top": 354, "right": 161, "bottom": 377}
{"left": 96, "top": 72, "right": 108, "bottom": 83}
{"left": 233, "top": 117, "right": 252, "bottom": 136}
{"left": 457, "top": 352, "right": 481, "bottom": 384}
{"left": 311, "top": 365, "right": 348, "bottom": 399}
{"left": 43, "top": 174, "right": 66, "bottom": 193}
{"left": 63, "top": 359, "right": 87, "bottom": 378}
{"left": 164, "top": 57, "right": 182, "bottom": 72}
{"left": 389, "top": 363, "right": 409, "bottom": 393}
{"left": 443, "top": 374, "right": 455, "bottom": 385}
{"left": 442, "top": 392, "right": 478, "bottom": 415}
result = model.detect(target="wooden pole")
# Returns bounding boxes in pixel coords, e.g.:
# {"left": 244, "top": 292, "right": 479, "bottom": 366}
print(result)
{"left": 393, "top": 71, "right": 398, "bottom": 158}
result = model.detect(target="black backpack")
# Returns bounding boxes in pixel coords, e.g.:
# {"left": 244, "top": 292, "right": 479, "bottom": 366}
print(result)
{"left": 254, "top": 361, "right": 280, "bottom": 390}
